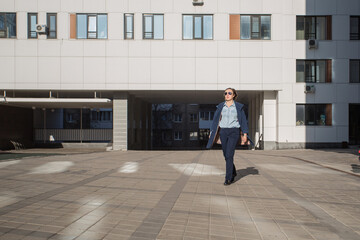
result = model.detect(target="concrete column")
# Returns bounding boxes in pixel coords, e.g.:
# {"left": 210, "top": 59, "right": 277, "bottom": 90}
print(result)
{"left": 113, "top": 95, "right": 128, "bottom": 151}
{"left": 255, "top": 93, "right": 261, "bottom": 148}
{"left": 263, "top": 91, "right": 278, "bottom": 150}
{"left": 127, "top": 95, "right": 135, "bottom": 149}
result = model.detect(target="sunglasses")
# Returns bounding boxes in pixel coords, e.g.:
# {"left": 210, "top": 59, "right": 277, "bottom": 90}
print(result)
{"left": 224, "top": 92, "right": 233, "bottom": 96}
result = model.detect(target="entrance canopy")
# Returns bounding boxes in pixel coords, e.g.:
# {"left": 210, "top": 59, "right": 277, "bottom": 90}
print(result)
{"left": 128, "top": 90, "right": 263, "bottom": 104}
{"left": 0, "top": 97, "right": 112, "bottom": 109}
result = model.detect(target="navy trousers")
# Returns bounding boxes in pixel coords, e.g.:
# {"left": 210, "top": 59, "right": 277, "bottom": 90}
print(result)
{"left": 219, "top": 128, "right": 240, "bottom": 181}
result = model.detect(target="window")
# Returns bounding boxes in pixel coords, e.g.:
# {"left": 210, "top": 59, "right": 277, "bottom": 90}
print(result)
{"left": 350, "top": 60, "right": 360, "bottom": 83}
{"left": 143, "top": 14, "right": 163, "bottom": 39}
{"left": 231, "top": 15, "right": 271, "bottom": 40}
{"left": 183, "top": 14, "right": 213, "bottom": 40}
{"left": 47, "top": 13, "right": 57, "bottom": 39}
{"left": 124, "top": 13, "right": 134, "bottom": 39}
{"left": 63, "top": 109, "right": 80, "bottom": 129}
{"left": 296, "top": 104, "right": 332, "bottom": 126}
{"left": 189, "top": 132, "right": 198, "bottom": 140}
{"left": 296, "top": 60, "right": 332, "bottom": 83}
{"left": 210, "top": 112, "right": 214, "bottom": 120}
{"left": 76, "top": 14, "right": 107, "bottom": 39}
{"left": 350, "top": 16, "right": 360, "bottom": 40}
{"left": 200, "top": 111, "right": 214, "bottom": 120}
{"left": 190, "top": 113, "right": 198, "bottom": 122}
{"left": 174, "top": 131, "right": 182, "bottom": 140}
{"left": 296, "top": 16, "right": 332, "bottom": 40}
{"left": 91, "top": 111, "right": 112, "bottom": 121}
{"left": 0, "top": 13, "right": 16, "bottom": 38}
{"left": 200, "top": 112, "right": 209, "bottom": 120}
{"left": 173, "top": 114, "right": 182, "bottom": 122}
{"left": 28, "top": 13, "right": 38, "bottom": 39}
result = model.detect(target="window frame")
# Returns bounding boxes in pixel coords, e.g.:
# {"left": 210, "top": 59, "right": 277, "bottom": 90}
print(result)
{"left": 350, "top": 16, "right": 360, "bottom": 40}
{"left": 296, "top": 59, "right": 332, "bottom": 83}
{"left": 189, "top": 131, "right": 198, "bottom": 141}
{"left": 189, "top": 113, "right": 198, "bottom": 122}
{"left": 173, "top": 114, "right": 182, "bottom": 123}
{"left": 174, "top": 131, "right": 183, "bottom": 141}
{"left": 182, "top": 14, "right": 213, "bottom": 40}
{"left": 296, "top": 15, "right": 332, "bottom": 40}
{"left": 238, "top": 14, "right": 271, "bottom": 40}
{"left": 76, "top": 13, "right": 108, "bottom": 39}
{"left": 143, "top": 13, "right": 164, "bottom": 40}
{"left": 47, "top": 13, "right": 57, "bottom": 39}
{"left": 0, "top": 12, "right": 16, "bottom": 38}
{"left": 124, "top": 13, "right": 134, "bottom": 40}
{"left": 28, "top": 13, "right": 38, "bottom": 39}
{"left": 296, "top": 104, "right": 332, "bottom": 126}
{"left": 200, "top": 111, "right": 214, "bottom": 121}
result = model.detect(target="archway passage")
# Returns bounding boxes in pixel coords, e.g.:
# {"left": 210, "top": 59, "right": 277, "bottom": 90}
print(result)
{"left": 1, "top": 90, "right": 270, "bottom": 150}
{"left": 126, "top": 90, "right": 265, "bottom": 150}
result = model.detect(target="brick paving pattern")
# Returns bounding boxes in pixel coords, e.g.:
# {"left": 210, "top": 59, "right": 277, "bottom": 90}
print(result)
{"left": 0, "top": 149, "right": 359, "bottom": 240}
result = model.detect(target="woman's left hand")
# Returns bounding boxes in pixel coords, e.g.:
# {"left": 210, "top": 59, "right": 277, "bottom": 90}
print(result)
{"left": 241, "top": 134, "right": 247, "bottom": 145}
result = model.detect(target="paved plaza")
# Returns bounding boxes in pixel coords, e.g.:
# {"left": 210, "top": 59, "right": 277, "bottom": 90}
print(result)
{"left": 0, "top": 148, "right": 359, "bottom": 240}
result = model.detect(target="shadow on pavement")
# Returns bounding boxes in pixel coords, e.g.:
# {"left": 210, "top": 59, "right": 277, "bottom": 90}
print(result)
{"left": 0, "top": 152, "right": 61, "bottom": 161}
{"left": 233, "top": 167, "right": 259, "bottom": 182}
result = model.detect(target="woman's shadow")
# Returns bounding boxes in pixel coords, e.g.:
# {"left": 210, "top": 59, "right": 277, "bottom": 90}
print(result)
{"left": 233, "top": 167, "right": 259, "bottom": 182}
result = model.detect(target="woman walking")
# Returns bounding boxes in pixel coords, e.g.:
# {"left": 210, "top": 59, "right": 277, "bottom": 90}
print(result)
{"left": 206, "top": 88, "right": 249, "bottom": 185}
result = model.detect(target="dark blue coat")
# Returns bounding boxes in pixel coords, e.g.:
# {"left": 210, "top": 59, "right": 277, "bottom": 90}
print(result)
{"left": 206, "top": 101, "right": 249, "bottom": 149}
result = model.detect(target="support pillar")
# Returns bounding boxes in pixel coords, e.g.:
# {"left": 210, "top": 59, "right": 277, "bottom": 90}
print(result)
{"left": 263, "top": 91, "right": 278, "bottom": 150}
{"left": 113, "top": 95, "right": 128, "bottom": 151}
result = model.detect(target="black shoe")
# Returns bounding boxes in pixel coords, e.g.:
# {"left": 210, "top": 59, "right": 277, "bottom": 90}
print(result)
{"left": 230, "top": 177, "right": 235, "bottom": 183}
{"left": 224, "top": 180, "right": 231, "bottom": 186}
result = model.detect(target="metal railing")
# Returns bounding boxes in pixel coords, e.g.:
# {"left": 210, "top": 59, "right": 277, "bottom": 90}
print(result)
{"left": 34, "top": 129, "right": 112, "bottom": 142}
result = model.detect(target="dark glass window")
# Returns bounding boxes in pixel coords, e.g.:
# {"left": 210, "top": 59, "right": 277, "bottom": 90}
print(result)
{"left": 189, "top": 113, "right": 198, "bottom": 122}
{"left": 76, "top": 14, "right": 107, "bottom": 39}
{"left": 28, "top": 13, "right": 38, "bottom": 39}
{"left": 64, "top": 109, "right": 81, "bottom": 129}
{"left": 183, "top": 15, "right": 213, "bottom": 40}
{"left": 240, "top": 15, "right": 271, "bottom": 40}
{"left": 296, "top": 16, "right": 331, "bottom": 40}
{"left": 0, "top": 13, "right": 16, "bottom": 38}
{"left": 143, "top": 14, "right": 163, "bottom": 39}
{"left": 350, "top": 60, "right": 360, "bottom": 83}
{"left": 296, "top": 60, "right": 331, "bottom": 83}
{"left": 47, "top": 13, "right": 57, "bottom": 39}
{"left": 350, "top": 16, "right": 360, "bottom": 40}
{"left": 174, "top": 131, "right": 182, "bottom": 140}
{"left": 210, "top": 111, "right": 214, "bottom": 120}
{"left": 296, "top": 104, "right": 332, "bottom": 126}
{"left": 173, "top": 114, "right": 182, "bottom": 122}
{"left": 124, "top": 13, "right": 134, "bottom": 39}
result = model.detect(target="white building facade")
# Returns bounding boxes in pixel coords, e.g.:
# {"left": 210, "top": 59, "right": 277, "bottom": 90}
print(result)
{"left": 0, "top": 0, "right": 359, "bottom": 150}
